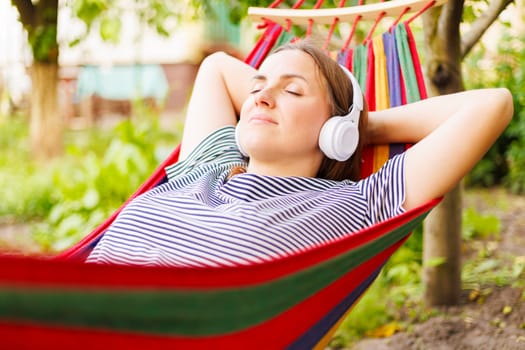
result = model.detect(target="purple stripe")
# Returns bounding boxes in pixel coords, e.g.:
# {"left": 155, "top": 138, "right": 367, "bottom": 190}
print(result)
{"left": 251, "top": 24, "right": 282, "bottom": 68}
{"left": 383, "top": 31, "right": 402, "bottom": 108}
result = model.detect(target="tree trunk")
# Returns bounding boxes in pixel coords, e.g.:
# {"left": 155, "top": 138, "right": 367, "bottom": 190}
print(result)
{"left": 421, "top": 2, "right": 465, "bottom": 306}
{"left": 30, "top": 61, "right": 62, "bottom": 160}
{"left": 423, "top": 184, "right": 463, "bottom": 305}
{"left": 12, "top": 0, "right": 62, "bottom": 160}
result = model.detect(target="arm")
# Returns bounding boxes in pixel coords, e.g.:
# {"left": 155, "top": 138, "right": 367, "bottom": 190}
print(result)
{"left": 179, "top": 52, "right": 257, "bottom": 160}
{"left": 367, "top": 88, "right": 513, "bottom": 210}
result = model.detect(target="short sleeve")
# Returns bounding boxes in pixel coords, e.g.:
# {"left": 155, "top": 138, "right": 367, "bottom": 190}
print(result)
{"left": 358, "top": 153, "right": 406, "bottom": 226}
{"left": 165, "top": 126, "right": 245, "bottom": 181}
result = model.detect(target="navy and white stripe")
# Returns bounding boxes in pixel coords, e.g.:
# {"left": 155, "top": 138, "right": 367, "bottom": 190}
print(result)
{"left": 87, "top": 126, "right": 406, "bottom": 267}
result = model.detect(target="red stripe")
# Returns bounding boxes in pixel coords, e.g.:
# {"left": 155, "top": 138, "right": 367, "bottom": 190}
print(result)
{"left": 404, "top": 23, "right": 428, "bottom": 100}
{"left": 360, "top": 145, "right": 375, "bottom": 178}
{"left": 345, "top": 48, "right": 354, "bottom": 72}
{"left": 245, "top": 23, "right": 283, "bottom": 68}
{"left": 365, "top": 41, "right": 376, "bottom": 112}
{"left": 399, "top": 60, "right": 407, "bottom": 105}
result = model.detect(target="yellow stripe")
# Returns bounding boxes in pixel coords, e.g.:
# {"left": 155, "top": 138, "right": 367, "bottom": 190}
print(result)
{"left": 372, "top": 36, "right": 391, "bottom": 172}
{"left": 372, "top": 36, "right": 390, "bottom": 111}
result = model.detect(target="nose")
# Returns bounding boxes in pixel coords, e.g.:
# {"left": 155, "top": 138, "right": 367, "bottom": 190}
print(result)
{"left": 254, "top": 88, "right": 275, "bottom": 108}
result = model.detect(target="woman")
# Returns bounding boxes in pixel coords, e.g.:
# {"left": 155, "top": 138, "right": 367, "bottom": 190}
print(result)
{"left": 86, "top": 41, "right": 513, "bottom": 267}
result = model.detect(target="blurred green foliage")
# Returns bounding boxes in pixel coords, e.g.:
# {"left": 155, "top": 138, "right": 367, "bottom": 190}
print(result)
{"left": 0, "top": 105, "right": 180, "bottom": 252}
{"left": 71, "top": 0, "right": 192, "bottom": 45}
{"left": 462, "top": 207, "right": 500, "bottom": 240}
{"left": 0, "top": 119, "right": 55, "bottom": 221}
{"left": 464, "top": 33, "right": 525, "bottom": 193}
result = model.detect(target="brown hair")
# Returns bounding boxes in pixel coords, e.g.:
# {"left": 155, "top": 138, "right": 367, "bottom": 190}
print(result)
{"left": 274, "top": 40, "right": 368, "bottom": 181}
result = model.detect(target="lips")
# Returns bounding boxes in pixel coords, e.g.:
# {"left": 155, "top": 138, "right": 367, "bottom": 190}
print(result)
{"left": 249, "top": 114, "right": 277, "bottom": 124}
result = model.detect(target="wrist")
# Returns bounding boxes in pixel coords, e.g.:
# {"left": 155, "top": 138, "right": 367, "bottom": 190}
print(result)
{"left": 366, "top": 111, "right": 383, "bottom": 144}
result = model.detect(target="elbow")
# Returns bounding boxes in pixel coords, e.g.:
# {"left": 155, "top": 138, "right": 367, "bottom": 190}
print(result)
{"left": 200, "top": 51, "right": 228, "bottom": 69}
{"left": 496, "top": 87, "right": 514, "bottom": 126}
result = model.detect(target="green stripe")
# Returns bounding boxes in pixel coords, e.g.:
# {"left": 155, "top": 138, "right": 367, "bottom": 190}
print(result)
{"left": 395, "top": 24, "right": 421, "bottom": 104}
{"left": 0, "top": 212, "right": 428, "bottom": 336}
{"left": 353, "top": 44, "right": 368, "bottom": 94}
{"left": 273, "top": 28, "right": 295, "bottom": 49}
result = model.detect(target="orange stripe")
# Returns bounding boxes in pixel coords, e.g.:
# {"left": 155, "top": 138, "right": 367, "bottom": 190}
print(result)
{"left": 373, "top": 145, "right": 390, "bottom": 172}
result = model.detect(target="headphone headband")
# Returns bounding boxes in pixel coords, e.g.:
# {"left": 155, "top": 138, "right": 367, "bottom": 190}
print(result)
{"left": 338, "top": 65, "right": 363, "bottom": 121}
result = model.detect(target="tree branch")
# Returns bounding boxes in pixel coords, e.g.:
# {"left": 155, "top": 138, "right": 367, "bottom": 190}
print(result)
{"left": 11, "top": 0, "right": 35, "bottom": 27}
{"left": 441, "top": 0, "right": 464, "bottom": 58}
{"left": 461, "top": 0, "right": 514, "bottom": 58}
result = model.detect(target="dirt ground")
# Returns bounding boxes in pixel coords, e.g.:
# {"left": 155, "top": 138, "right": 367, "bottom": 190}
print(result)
{"left": 350, "top": 188, "right": 525, "bottom": 350}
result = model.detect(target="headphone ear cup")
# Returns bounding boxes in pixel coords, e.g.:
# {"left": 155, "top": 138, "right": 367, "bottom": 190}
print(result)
{"left": 319, "top": 115, "right": 359, "bottom": 161}
{"left": 235, "top": 124, "right": 249, "bottom": 157}
{"left": 319, "top": 117, "right": 341, "bottom": 160}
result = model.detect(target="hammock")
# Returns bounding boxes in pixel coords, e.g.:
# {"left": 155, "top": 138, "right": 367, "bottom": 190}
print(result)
{"left": 0, "top": 1, "right": 444, "bottom": 348}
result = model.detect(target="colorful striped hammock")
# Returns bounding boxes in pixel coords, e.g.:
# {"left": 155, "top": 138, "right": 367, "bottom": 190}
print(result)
{"left": 0, "top": 3, "right": 441, "bottom": 349}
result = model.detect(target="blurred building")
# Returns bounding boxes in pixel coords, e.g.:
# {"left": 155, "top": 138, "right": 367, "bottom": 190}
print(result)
{"left": 1, "top": 0, "right": 248, "bottom": 127}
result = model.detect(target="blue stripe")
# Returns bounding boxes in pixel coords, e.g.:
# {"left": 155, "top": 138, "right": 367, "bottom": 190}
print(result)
{"left": 288, "top": 265, "right": 384, "bottom": 350}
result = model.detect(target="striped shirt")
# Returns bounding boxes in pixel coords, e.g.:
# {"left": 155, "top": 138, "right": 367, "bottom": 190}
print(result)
{"left": 86, "top": 126, "right": 406, "bottom": 267}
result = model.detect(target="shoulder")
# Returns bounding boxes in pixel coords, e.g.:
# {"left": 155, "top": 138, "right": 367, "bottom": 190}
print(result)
{"left": 166, "top": 126, "right": 246, "bottom": 180}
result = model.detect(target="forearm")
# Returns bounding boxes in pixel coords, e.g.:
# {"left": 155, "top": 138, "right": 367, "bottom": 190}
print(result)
{"left": 394, "top": 88, "right": 513, "bottom": 209}
{"left": 201, "top": 52, "right": 256, "bottom": 116}
{"left": 367, "top": 88, "right": 513, "bottom": 145}
{"left": 180, "top": 52, "right": 256, "bottom": 159}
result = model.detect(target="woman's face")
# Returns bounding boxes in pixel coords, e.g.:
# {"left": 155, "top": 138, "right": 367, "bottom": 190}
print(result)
{"left": 238, "top": 49, "right": 331, "bottom": 165}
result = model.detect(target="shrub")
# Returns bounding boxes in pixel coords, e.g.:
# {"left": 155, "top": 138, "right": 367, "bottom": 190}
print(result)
{"left": 464, "top": 33, "right": 525, "bottom": 192}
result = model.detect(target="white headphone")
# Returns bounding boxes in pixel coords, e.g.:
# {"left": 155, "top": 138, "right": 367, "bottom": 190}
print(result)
{"left": 318, "top": 65, "right": 364, "bottom": 161}
{"left": 235, "top": 64, "right": 363, "bottom": 161}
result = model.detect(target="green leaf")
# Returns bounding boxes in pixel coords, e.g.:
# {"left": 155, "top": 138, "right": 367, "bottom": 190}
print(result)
{"left": 473, "top": 259, "right": 500, "bottom": 274}
{"left": 68, "top": 37, "right": 83, "bottom": 48}
{"left": 100, "top": 16, "right": 122, "bottom": 43}
{"left": 74, "top": 0, "right": 108, "bottom": 27}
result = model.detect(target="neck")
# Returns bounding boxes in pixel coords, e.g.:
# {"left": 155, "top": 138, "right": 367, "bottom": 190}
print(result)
{"left": 246, "top": 157, "right": 322, "bottom": 178}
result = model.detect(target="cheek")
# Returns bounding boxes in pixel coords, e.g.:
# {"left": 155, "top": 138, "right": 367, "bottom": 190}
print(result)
{"left": 239, "top": 98, "right": 253, "bottom": 122}
{"left": 295, "top": 104, "right": 330, "bottom": 136}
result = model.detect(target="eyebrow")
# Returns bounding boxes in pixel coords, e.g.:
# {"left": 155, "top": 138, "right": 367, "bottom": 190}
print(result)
{"left": 251, "top": 74, "right": 308, "bottom": 82}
